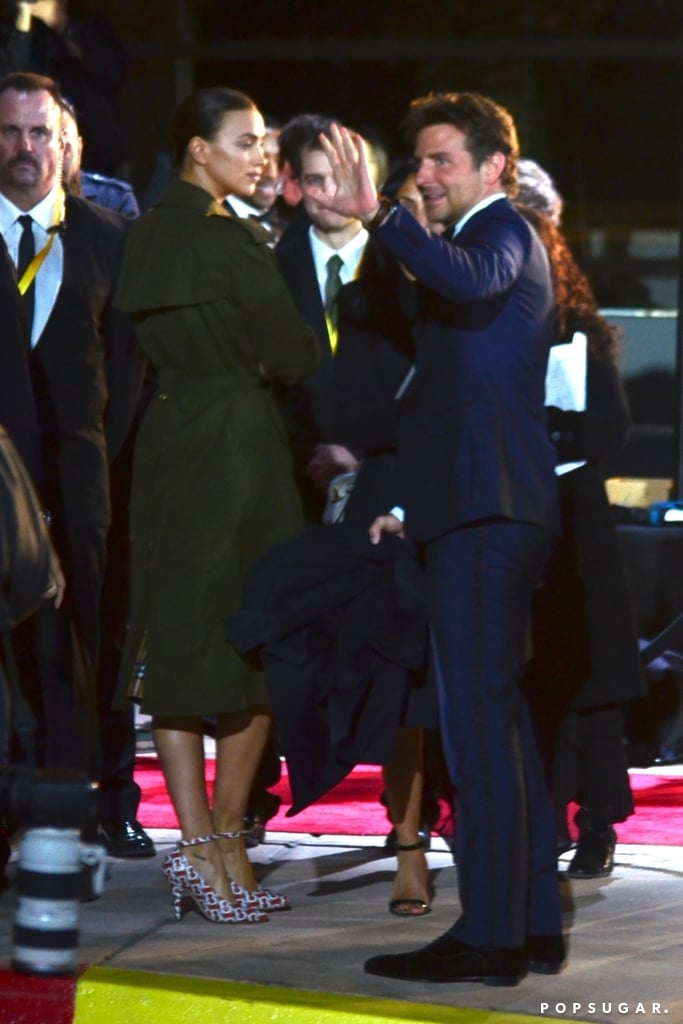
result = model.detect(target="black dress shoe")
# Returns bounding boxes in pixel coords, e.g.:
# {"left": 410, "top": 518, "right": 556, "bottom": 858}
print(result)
{"left": 100, "top": 818, "right": 156, "bottom": 859}
{"left": 526, "top": 933, "right": 567, "bottom": 974}
{"left": 364, "top": 935, "right": 526, "bottom": 986}
{"left": 566, "top": 825, "right": 615, "bottom": 879}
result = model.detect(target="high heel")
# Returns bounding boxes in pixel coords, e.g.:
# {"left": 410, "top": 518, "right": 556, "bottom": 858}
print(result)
{"left": 162, "top": 833, "right": 267, "bottom": 924}
{"left": 212, "top": 830, "right": 292, "bottom": 912}
{"left": 230, "top": 880, "right": 291, "bottom": 912}
{"left": 389, "top": 838, "right": 432, "bottom": 918}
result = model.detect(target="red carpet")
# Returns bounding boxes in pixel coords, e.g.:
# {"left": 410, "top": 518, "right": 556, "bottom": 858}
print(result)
{"left": 135, "top": 756, "right": 683, "bottom": 846}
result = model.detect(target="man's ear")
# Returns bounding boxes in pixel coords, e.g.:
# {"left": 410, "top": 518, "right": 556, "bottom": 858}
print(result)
{"left": 482, "top": 151, "right": 506, "bottom": 187}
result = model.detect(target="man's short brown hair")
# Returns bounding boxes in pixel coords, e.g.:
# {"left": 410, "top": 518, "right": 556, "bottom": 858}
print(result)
{"left": 403, "top": 91, "right": 519, "bottom": 195}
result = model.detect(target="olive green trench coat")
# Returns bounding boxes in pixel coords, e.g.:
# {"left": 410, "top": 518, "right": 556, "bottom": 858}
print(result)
{"left": 114, "top": 180, "right": 319, "bottom": 716}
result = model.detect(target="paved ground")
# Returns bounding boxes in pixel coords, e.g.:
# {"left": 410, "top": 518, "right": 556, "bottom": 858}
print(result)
{"left": 1, "top": 828, "right": 681, "bottom": 1024}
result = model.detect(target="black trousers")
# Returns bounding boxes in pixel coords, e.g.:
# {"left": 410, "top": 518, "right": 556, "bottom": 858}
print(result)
{"left": 11, "top": 522, "right": 140, "bottom": 820}
{"left": 12, "top": 524, "right": 106, "bottom": 775}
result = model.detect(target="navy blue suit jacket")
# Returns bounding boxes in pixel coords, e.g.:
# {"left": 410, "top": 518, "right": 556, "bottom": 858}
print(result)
{"left": 374, "top": 197, "right": 560, "bottom": 543}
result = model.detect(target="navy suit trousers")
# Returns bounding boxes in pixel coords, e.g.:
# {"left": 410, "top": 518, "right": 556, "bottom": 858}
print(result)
{"left": 424, "top": 519, "right": 562, "bottom": 949}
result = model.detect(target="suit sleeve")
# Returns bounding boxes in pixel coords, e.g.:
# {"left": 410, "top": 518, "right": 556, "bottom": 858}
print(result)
{"left": 373, "top": 202, "right": 527, "bottom": 303}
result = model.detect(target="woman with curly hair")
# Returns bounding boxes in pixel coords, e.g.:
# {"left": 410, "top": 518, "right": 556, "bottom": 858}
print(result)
{"left": 517, "top": 166, "right": 645, "bottom": 879}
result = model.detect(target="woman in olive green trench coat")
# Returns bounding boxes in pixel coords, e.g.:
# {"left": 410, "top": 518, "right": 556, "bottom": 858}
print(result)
{"left": 114, "top": 88, "right": 318, "bottom": 924}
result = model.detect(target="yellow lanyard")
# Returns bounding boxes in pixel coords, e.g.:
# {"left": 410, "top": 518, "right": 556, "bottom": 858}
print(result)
{"left": 16, "top": 191, "right": 65, "bottom": 296}
{"left": 325, "top": 313, "right": 339, "bottom": 354}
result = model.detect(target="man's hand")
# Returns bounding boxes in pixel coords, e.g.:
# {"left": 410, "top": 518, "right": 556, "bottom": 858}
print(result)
{"left": 306, "top": 443, "right": 359, "bottom": 490}
{"left": 369, "top": 513, "right": 405, "bottom": 545}
{"left": 304, "top": 124, "right": 380, "bottom": 222}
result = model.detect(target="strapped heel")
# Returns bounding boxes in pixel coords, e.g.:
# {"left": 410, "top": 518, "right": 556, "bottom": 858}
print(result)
{"left": 213, "top": 830, "right": 292, "bottom": 912}
{"left": 162, "top": 833, "right": 267, "bottom": 924}
{"left": 389, "top": 838, "right": 432, "bottom": 918}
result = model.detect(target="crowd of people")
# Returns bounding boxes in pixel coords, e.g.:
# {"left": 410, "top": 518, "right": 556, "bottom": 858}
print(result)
{"left": 0, "top": 5, "right": 647, "bottom": 988}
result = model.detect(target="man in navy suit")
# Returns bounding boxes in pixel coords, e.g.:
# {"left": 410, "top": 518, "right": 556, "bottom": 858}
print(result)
{"left": 309, "top": 92, "right": 564, "bottom": 984}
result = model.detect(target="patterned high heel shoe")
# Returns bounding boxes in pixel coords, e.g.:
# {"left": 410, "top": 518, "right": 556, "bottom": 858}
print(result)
{"left": 230, "top": 880, "right": 291, "bottom": 912}
{"left": 162, "top": 833, "right": 268, "bottom": 924}
{"left": 212, "top": 830, "right": 292, "bottom": 912}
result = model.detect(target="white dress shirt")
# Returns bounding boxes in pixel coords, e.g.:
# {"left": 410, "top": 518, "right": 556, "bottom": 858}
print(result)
{"left": 308, "top": 225, "right": 368, "bottom": 304}
{"left": 0, "top": 185, "right": 64, "bottom": 347}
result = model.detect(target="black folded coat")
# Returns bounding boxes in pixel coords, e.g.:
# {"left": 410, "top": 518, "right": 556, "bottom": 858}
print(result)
{"left": 224, "top": 523, "right": 433, "bottom": 815}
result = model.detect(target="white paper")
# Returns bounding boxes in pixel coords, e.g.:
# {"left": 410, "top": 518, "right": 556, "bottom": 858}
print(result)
{"left": 545, "top": 330, "right": 587, "bottom": 412}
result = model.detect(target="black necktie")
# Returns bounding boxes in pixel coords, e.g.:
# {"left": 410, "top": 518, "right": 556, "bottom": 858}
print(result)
{"left": 324, "top": 254, "right": 344, "bottom": 331}
{"left": 16, "top": 214, "right": 35, "bottom": 338}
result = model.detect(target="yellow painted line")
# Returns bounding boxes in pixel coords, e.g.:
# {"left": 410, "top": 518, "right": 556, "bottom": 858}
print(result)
{"left": 72, "top": 966, "right": 588, "bottom": 1024}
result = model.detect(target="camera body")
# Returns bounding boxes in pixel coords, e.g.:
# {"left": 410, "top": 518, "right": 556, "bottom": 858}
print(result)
{"left": 0, "top": 766, "right": 99, "bottom": 833}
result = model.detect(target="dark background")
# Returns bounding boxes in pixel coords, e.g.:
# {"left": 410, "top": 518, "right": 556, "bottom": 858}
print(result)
{"left": 70, "top": 0, "right": 683, "bottom": 308}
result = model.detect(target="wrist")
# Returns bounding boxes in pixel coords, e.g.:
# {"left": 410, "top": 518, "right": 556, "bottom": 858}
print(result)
{"left": 362, "top": 194, "right": 394, "bottom": 230}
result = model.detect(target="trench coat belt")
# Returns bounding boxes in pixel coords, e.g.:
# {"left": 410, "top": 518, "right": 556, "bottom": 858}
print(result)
{"left": 156, "top": 373, "right": 268, "bottom": 402}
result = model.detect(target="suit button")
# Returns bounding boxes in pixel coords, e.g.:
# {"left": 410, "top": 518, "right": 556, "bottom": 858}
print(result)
{"left": 158, "top": 393, "right": 168, "bottom": 401}
{"left": 550, "top": 430, "right": 561, "bottom": 442}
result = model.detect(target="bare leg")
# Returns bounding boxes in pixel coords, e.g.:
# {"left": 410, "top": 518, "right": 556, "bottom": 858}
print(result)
{"left": 382, "top": 726, "right": 431, "bottom": 913}
{"left": 153, "top": 715, "right": 233, "bottom": 901}
{"left": 212, "top": 705, "right": 272, "bottom": 891}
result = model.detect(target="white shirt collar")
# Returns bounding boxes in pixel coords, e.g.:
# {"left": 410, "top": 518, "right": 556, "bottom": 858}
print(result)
{"left": 226, "top": 194, "right": 262, "bottom": 219}
{"left": 308, "top": 224, "right": 368, "bottom": 291}
{"left": 450, "top": 191, "right": 506, "bottom": 238}
{"left": 0, "top": 183, "right": 64, "bottom": 235}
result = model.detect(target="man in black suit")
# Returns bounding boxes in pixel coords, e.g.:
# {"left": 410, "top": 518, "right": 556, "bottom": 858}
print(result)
{"left": 309, "top": 93, "right": 564, "bottom": 985}
{"left": 276, "top": 120, "right": 369, "bottom": 520}
{"left": 0, "top": 70, "right": 152, "bottom": 857}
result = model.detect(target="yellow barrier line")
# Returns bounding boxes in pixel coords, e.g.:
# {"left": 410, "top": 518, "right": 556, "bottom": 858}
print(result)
{"left": 73, "top": 966, "right": 583, "bottom": 1024}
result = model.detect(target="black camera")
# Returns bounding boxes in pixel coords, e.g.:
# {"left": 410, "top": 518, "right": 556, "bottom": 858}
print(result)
{"left": 0, "top": 766, "right": 99, "bottom": 833}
